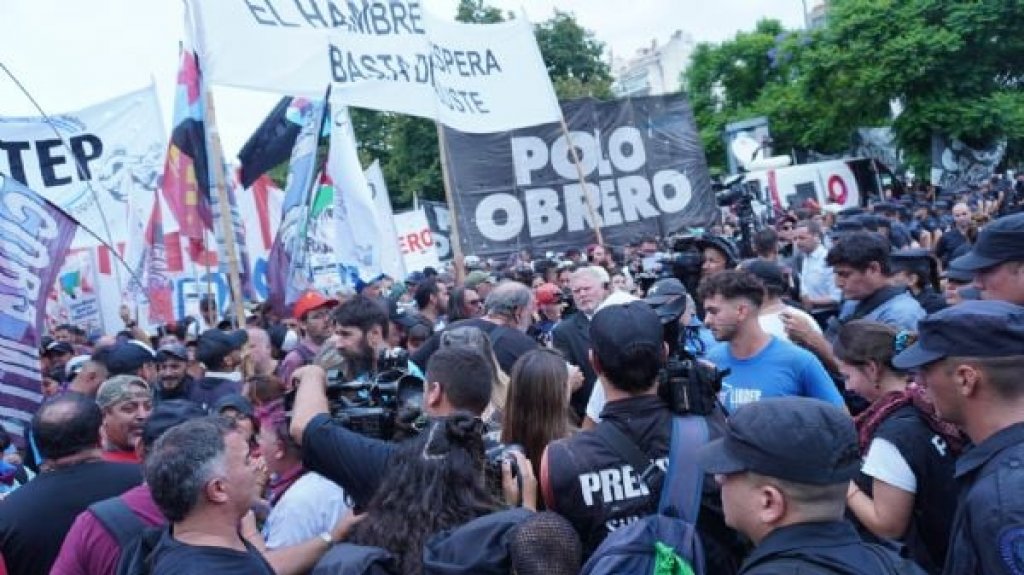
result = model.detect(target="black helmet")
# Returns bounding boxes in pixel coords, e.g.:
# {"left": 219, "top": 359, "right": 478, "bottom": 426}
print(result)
{"left": 695, "top": 235, "right": 739, "bottom": 269}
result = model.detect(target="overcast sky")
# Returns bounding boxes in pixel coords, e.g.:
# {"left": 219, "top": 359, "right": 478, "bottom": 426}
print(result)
{"left": 0, "top": 0, "right": 808, "bottom": 159}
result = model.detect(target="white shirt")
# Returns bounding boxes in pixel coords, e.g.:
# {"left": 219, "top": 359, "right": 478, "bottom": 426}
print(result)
{"left": 861, "top": 437, "right": 917, "bottom": 493}
{"left": 759, "top": 305, "right": 822, "bottom": 342}
{"left": 799, "top": 244, "right": 841, "bottom": 303}
{"left": 263, "top": 472, "right": 350, "bottom": 549}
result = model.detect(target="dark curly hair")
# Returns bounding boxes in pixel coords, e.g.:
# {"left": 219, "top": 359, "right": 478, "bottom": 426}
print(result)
{"left": 345, "top": 413, "right": 501, "bottom": 574}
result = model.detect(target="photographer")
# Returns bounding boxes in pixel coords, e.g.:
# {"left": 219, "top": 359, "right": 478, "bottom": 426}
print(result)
{"left": 289, "top": 345, "right": 495, "bottom": 510}
{"left": 539, "top": 301, "right": 743, "bottom": 571}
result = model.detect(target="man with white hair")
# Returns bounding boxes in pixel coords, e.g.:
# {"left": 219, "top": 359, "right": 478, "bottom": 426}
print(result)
{"left": 553, "top": 266, "right": 612, "bottom": 419}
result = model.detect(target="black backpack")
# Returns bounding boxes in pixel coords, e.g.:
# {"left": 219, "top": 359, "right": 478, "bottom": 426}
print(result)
{"left": 89, "top": 497, "right": 163, "bottom": 575}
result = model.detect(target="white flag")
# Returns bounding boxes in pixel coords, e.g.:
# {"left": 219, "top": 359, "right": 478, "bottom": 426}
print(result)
{"left": 187, "top": 0, "right": 561, "bottom": 132}
{"left": 328, "top": 107, "right": 383, "bottom": 282}
{"left": 364, "top": 160, "right": 405, "bottom": 280}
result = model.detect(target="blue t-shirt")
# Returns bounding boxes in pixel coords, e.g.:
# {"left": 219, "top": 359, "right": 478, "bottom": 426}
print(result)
{"left": 707, "top": 336, "right": 844, "bottom": 414}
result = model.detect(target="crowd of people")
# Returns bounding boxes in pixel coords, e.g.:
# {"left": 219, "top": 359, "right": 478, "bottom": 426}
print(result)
{"left": 0, "top": 174, "right": 1023, "bottom": 575}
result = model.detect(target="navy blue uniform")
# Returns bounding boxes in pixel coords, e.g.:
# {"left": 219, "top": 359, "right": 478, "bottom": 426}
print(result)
{"left": 740, "top": 521, "right": 909, "bottom": 574}
{"left": 943, "top": 422, "right": 1024, "bottom": 575}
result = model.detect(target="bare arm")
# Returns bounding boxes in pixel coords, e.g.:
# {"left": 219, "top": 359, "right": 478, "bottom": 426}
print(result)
{"left": 846, "top": 480, "right": 915, "bottom": 540}
{"left": 288, "top": 365, "right": 329, "bottom": 446}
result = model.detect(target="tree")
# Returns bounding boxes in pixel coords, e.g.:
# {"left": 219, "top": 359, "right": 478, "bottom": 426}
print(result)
{"left": 456, "top": 0, "right": 505, "bottom": 24}
{"left": 534, "top": 11, "right": 613, "bottom": 99}
{"left": 683, "top": 2, "right": 1024, "bottom": 174}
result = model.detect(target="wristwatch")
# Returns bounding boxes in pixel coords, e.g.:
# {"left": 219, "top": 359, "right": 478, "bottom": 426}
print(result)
{"left": 318, "top": 531, "right": 333, "bottom": 546}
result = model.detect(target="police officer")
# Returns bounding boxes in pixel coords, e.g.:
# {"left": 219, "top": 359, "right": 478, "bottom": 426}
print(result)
{"left": 950, "top": 212, "right": 1024, "bottom": 305}
{"left": 890, "top": 249, "right": 947, "bottom": 313}
{"left": 892, "top": 300, "right": 1024, "bottom": 575}
{"left": 697, "top": 396, "right": 924, "bottom": 574}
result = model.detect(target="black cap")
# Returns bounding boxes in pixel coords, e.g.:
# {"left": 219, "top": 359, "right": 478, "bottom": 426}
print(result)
{"left": 838, "top": 207, "right": 865, "bottom": 218}
{"left": 156, "top": 343, "right": 188, "bottom": 362}
{"left": 142, "top": 400, "right": 207, "bottom": 448}
{"left": 195, "top": 329, "right": 248, "bottom": 367}
{"left": 892, "top": 300, "right": 1024, "bottom": 369}
{"left": 942, "top": 264, "right": 974, "bottom": 284}
{"left": 643, "top": 278, "right": 687, "bottom": 306}
{"left": 590, "top": 301, "right": 664, "bottom": 366}
{"left": 212, "top": 393, "right": 255, "bottom": 418}
{"left": 890, "top": 249, "right": 939, "bottom": 289}
{"left": 44, "top": 341, "right": 75, "bottom": 357}
{"left": 697, "top": 397, "right": 860, "bottom": 485}
{"left": 695, "top": 235, "right": 738, "bottom": 266}
{"left": 105, "top": 341, "right": 157, "bottom": 376}
{"left": 949, "top": 213, "right": 1024, "bottom": 271}
{"left": 830, "top": 219, "right": 865, "bottom": 236}
{"left": 742, "top": 260, "right": 787, "bottom": 293}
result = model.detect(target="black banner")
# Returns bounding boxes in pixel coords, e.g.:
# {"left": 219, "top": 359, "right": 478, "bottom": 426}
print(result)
{"left": 931, "top": 135, "right": 1006, "bottom": 191}
{"left": 420, "top": 200, "right": 452, "bottom": 261}
{"left": 442, "top": 94, "right": 716, "bottom": 257}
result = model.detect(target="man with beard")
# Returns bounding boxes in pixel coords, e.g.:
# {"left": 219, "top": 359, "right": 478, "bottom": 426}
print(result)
{"left": 701, "top": 270, "right": 843, "bottom": 414}
{"left": 330, "top": 295, "right": 423, "bottom": 383}
{"left": 413, "top": 278, "right": 449, "bottom": 333}
{"left": 192, "top": 329, "right": 248, "bottom": 410}
{"left": 154, "top": 343, "right": 194, "bottom": 402}
{"left": 96, "top": 375, "right": 153, "bottom": 464}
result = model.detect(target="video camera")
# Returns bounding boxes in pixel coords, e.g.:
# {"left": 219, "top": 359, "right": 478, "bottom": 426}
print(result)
{"left": 285, "top": 348, "right": 426, "bottom": 441}
{"left": 633, "top": 234, "right": 705, "bottom": 297}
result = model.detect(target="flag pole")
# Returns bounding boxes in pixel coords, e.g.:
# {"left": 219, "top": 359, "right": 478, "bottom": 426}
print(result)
{"left": 203, "top": 90, "right": 247, "bottom": 329}
{"left": 557, "top": 116, "right": 604, "bottom": 245}
{"left": 435, "top": 121, "right": 465, "bottom": 285}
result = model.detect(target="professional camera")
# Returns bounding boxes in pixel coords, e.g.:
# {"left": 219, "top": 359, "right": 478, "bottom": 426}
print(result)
{"left": 645, "top": 277, "right": 729, "bottom": 417}
{"left": 715, "top": 175, "right": 771, "bottom": 259}
{"left": 633, "top": 234, "right": 705, "bottom": 297}
{"left": 284, "top": 347, "right": 426, "bottom": 441}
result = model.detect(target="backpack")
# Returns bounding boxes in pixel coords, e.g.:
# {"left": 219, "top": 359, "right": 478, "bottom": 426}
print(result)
{"left": 580, "top": 416, "right": 710, "bottom": 575}
{"left": 91, "top": 496, "right": 165, "bottom": 575}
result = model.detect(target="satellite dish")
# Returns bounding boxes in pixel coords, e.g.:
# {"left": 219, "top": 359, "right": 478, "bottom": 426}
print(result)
{"left": 730, "top": 132, "right": 791, "bottom": 171}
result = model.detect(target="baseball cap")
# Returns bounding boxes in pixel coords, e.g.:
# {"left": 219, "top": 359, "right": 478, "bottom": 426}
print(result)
{"left": 406, "top": 271, "right": 426, "bottom": 285}
{"left": 742, "top": 260, "right": 787, "bottom": 293}
{"left": 195, "top": 329, "right": 248, "bottom": 368}
{"left": 892, "top": 300, "right": 1024, "bottom": 370}
{"left": 105, "top": 341, "right": 158, "bottom": 376}
{"left": 643, "top": 278, "right": 687, "bottom": 306}
{"left": 142, "top": 400, "right": 206, "bottom": 448}
{"left": 942, "top": 264, "right": 974, "bottom": 284}
{"left": 212, "top": 393, "right": 255, "bottom": 419}
{"left": 950, "top": 213, "right": 1024, "bottom": 271}
{"left": 465, "top": 270, "right": 494, "bottom": 290}
{"left": 292, "top": 290, "right": 338, "bottom": 321}
{"left": 44, "top": 341, "right": 74, "bottom": 357}
{"left": 697, "top": 397, "right": 860, "bottom": 485}
{"left": 590, "top": 301, "right": 664, "bottom": 367}
{"left": 535, "top": 283, "right": 563, "bottom": 305}
{"left": 96, "top": 375, "right": 152, "bottom": 410}
{"left": 65, "top": 355, "right": 92, "bottom": 379}
{"left": 156, "top": 343, "right": 189, "bottom": 362}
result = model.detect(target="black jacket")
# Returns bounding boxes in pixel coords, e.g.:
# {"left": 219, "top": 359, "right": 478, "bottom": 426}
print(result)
{"left": 551, "top": 312, "right": 595, "bottom": 418}
{"left": 741, "top": 521, "right": 912, "bottom": 574}
{"left": 943, "top": 422, "right": 1024, "bottom": 575}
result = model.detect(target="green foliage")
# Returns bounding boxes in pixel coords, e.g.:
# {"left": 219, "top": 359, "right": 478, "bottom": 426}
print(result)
{"left": 534, "top": 10, "right": 614, "bottom": 99}
{"left": 684, "top": 2, "right": 1024, "bottom": 173}
{"left": 455, "top": 0, "right": 505, "bottom": 23}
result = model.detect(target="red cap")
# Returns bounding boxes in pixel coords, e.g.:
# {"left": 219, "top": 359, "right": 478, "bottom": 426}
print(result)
{"left": 535, "top": 283, "right": 563, "bottom": 305}
{"left": 292, "top": 291, "right": 338, "bottom": 320}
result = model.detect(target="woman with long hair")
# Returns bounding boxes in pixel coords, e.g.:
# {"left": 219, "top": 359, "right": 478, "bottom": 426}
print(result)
{"left": 501, "top": 348, "right": 574, "bottom": 482}
{"left": 836, "top": 320, "right": 963, "bottom": 574}
{"left": 447, "top": 286, "right": 483, "bottom": 323}
{"left": 345, "top": 413, "right": 532, "bottom": 575}
{"left": 439, "top": 326, "right": 510, "bottom": 426}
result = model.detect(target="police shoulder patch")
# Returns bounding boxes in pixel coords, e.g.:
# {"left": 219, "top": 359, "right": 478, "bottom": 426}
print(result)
{"left": 998, "top": 526, "right": 1024, "bottom": 575}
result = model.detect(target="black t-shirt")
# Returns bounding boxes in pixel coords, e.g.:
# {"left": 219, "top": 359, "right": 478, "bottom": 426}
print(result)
{"left": 0, "top": 460, "right": 142, "bottom": 575}
{"left": 411, "top": 318, "right": 537, "bottom": 374}
{"left": 150, "top": 528, "right": 274, "bottom": 575}
{"left": 302, "top": 413, "right": 397, "bottom": 509}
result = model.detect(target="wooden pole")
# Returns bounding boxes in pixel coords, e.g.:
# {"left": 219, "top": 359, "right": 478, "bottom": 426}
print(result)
{"left": 557, "top": 116, "right": 604, "bottom": 246}
{"left": 204, "top": 89, "right": 247, "bottom": 329}
{"left": 435, "top": 122, "right": 466, "bottom": 285}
